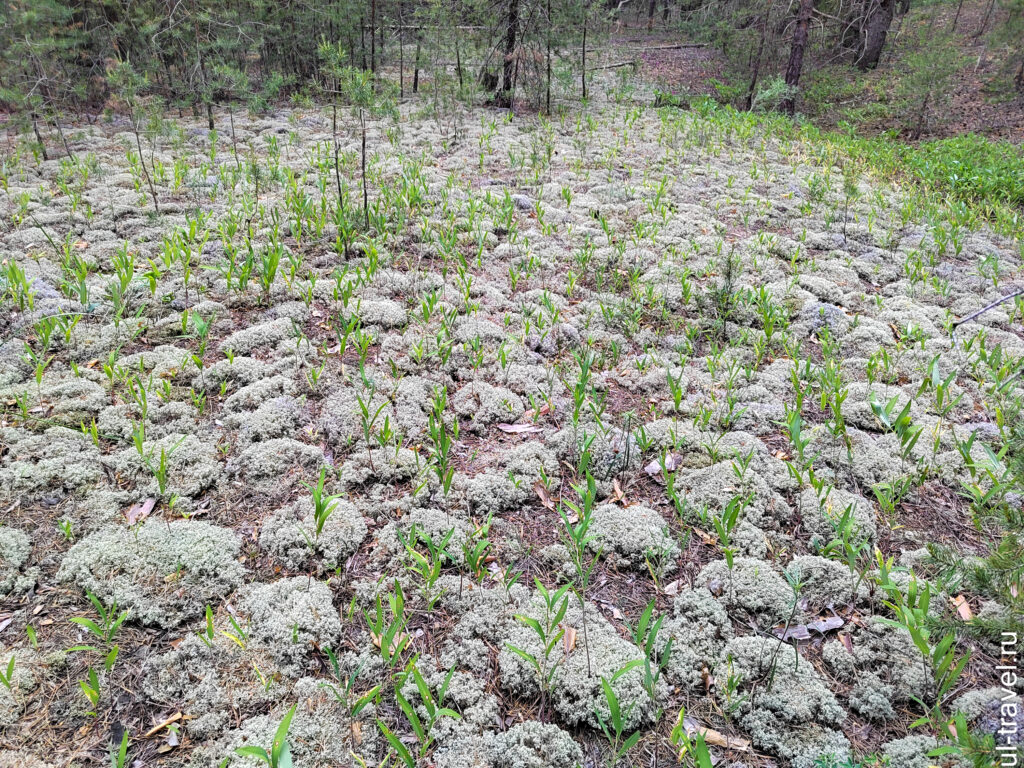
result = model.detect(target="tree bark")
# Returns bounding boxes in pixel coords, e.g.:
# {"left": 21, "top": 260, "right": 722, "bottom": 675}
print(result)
{"left": 413, "top": 29, "right": 422, "bottom": 93}
{"left": 370, "top": 0, "right": 377, "bottom": 74}
{"left": 744, "top": 0, "right": 774, "bottom": 111}
{"left": 781, "top": 0, "right": 814, "bottom": 114}
{"left": 859, "top": 0, "right": 895, "bottom": 70}
{"left": 498, "top": 0, "right": 520, "bottom": 109}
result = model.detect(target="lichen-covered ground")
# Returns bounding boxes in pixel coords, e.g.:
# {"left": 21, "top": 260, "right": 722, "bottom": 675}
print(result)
{"left": 1, "top": 78, "right": 1023, "bottom": 768}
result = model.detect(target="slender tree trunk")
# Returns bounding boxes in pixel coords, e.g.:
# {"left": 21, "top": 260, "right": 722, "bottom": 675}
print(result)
{"left": 974, "top": 0, "right": 997, "bottom": 39}
{"left": 413, "top": 30, "right": 422, "bottom": 93}
{"left": 781, "top": 0, "right": 814, "bottom": 115}
{"left": 949, "top": 0, "right": 965, "bottom": 32}
{"left": 53, "top": 116, "right": 74, "bottom": 161}
{"left": 31, "top": 114, "right": 48, "bottom": 162}
{"left": 859, "top": 0, "right": 895, "bottom": 70}
{"left": 229, "top": 103, "right": 241, "bottom": 174}
{"left": 582, "top": 10, "right": 588, "bottom": 100}
{"left": 370, "top": 0, "right": 377, "bottom": 74}
{"left": 456, "top": 35, "right": 464, "bottom": 90}
{"left": 546, "top": 0, "right": 552, "bottom": 113}
{"left": 360, "top": 15, "right": 367, "bottom": 69}
{"left": 498, "top": 0, "right": 521, "bottom": 109}
{"left": 744, "top": 0, "right": 774, "bottom": 111}
{"left": 129, "top": 105, "right": 159, "bottom": 213}
{"left": 361, "top": 110, "right": 369, "bottom": 231}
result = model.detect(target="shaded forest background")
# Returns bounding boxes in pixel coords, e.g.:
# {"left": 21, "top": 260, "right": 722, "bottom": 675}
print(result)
{"left": 0, "top": 0, "right": 1021, "bottom": 168}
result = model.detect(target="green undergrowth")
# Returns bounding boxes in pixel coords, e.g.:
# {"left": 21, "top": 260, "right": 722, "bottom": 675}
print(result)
{"left": 678, "top": 96, "right": 1024, "bottom": 243}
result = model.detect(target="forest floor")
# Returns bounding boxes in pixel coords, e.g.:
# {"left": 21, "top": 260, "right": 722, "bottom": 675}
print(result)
{"left": 0, "top": 63, "right": 1023, "bottom": 768}
{"left": 628, "top": 0, "right": 1024, "bottom": 142}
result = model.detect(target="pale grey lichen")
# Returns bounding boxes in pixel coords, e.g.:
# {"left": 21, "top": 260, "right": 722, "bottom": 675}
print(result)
{"left": 681, "top": 461, "right": 792, "bottom": 531}
{"left": 98, "top": 400, "right": 200, "bottom": 442}
{"left": 0, "top": 750, "right": 52, "bottom": 768}
{"left": 400, "top": 658, "right": 500, "bottom": 743}
{"left": 377, "top": 508, "right": 473, "bottom": 566}
{"left": 952, "top": 686, "right": 1024, "bottom": 746}
{"left": 660, "top": 587, "right": 733, "bottom": 689}
{"left": 113, "top": 433, "right": 222, "bottom": 498}
{"left": 0, "top": 526, "right": 34, "bottom": 597}
{"left": 238, "top": 576, "right": 343, "bottom": 676}
{"left": 358, "top": 298, "right": 408, "bottom": 328}
{"left": 319, "top": 384, "right": 393, "bottom": 448}
{"left": 697, "top": 557, "right": 794, "bottom": 625}
{"left": 0, "top": 649, "right": 37, "bottom": 727}
{"left": 218, "top": 316, "right": 293, "bottom": 354}
{"left": 194, "top": 355, "right": 267, "bottom": 392}
{"left": 0, "top": 426, "right": 103, "bottom": 497}
{"left": 551, "top": 424, "right": 641, "bottom": 481}
{"left": 0, "top": 376, "right": 106, "bottom": 426}
{"left": 848, "top": 672, "right": 896, "bottom": 721}
{"left": 785, "top": 555, "right": 859, "bottom": 611}
{"left": 453, "top": 382, "right": 524, "bottom": 434}
{"left": 799, "top": 486, "right": 877, "bottom": 548}
{"left": 227, "top": 395, "right": 304, "bottom": 444}
{"left": 465, "top": 442, "right": 560, "bottom": 516}
{"left": 719, "top": 635, "right": 849, "bottom": 768}
{"left": 227, "top": 437, "right": 324, "bottom": 483}
{"left": 880, "top": 734, "right": 968, "bottom": 768}
{"left": 339, "top": 447, "right": 427, "bottom": 492}
{"left": 223, "top": 374, "right": 296, "bottom": 414}
{"left": 499, "top": 595, "right": 661, "bottom": 730}
{"left": 588, "top": 503, "right": 678, "bottom": 568}
{"left": 821, "top": 616, "right": 928, "bottom": 704}
{"left": 189, "top": 694, "right": 378, "bottom": 768}
{"left": 57, "top": 520, "right": 244, "bottom": 628}
{"left": 259, "top": 496, "right": 367, "bottom": 571}
{"left": 143, "top": 632, "right": 275, "bottom": 739}
{"left": 492, "top": 721, "right": 583, "bottom": 768}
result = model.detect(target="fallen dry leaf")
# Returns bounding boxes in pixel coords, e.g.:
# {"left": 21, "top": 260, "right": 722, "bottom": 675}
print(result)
{"left": 662, "top": 578, "right": 682, "bottom": 595}
{"left": 522, "top": 403, "right": 553, "bottom": 421}
{"left": 563, "top": 625, "right": 577, "bottom": 654}
{"left": 772, "top": 616, "right": 844, "bottom": 641}
{"left": 643, "top": 453, "right": 682, "bottom": 475}
{"left": 125, "top": 497, "right": 157, "bottom": 526}
{"left": 951, "top": 594, "right": 974, "bottom": 621}
{"left": 351, "top": 720, "right": 363, "bottom": 746}
{"left": 496, "top": 423, "right": 543, "bottom": 434}
{"left": 606, "top": 478, "right": 626, "bottom": 504}
{"left": 0, "top": 617, "right": 12, "bottom": 634}
{"left": 371, "top": 631, "right": 410, "bottom": 655}
{"left": 533, "top": 481, "right": 555, "bottom": 511}
{"left": 839, "top": 633, "right": 855, "bottom": 654}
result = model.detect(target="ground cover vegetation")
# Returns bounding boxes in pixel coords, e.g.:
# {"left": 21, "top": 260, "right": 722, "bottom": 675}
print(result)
{"left": 1, "top": 1, "right": 1023, "bottom": 768}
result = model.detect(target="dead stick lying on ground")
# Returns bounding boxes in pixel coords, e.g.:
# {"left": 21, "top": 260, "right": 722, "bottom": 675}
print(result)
{"left": 587, "top": 61, "right": 637, "bottom": 71}
{"left": 951, "top": 287, "right": 1024, "bottom": 343}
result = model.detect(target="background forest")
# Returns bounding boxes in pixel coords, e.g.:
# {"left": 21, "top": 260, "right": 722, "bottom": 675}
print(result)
{"left": 1, "top": 0, "right": 1022, "bottom": 137}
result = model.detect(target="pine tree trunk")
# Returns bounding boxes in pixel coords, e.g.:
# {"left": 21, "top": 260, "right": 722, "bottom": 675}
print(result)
{"left": 498, "top": 0, "right": 520, "bottom": 109}
{"left": 546, "top": 0, "right": 552, "bottom": 113}
{"left": 859, "top": 0, "right": 895, "bottom": 70}
{"left": 781, "top": 0, "right": 814, "bottom": 115}
{"left": 370, "top": 0, "right": 377, "bottom": 74}
{"left": 744, "top": 0, "right": 774, "bottom": 111}
{"left": 582, "top": 12, "right": 588, "bottom": 100}
{"left": 413, "top": 30, "right": 422, "bottom": 93}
